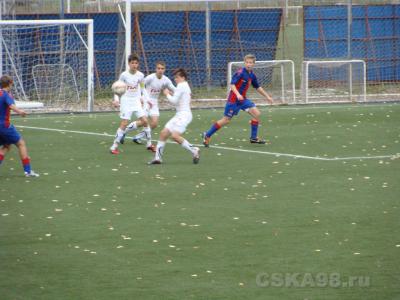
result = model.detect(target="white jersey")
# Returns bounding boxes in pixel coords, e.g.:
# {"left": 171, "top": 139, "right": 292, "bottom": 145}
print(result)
{"left": 166, "top": 81, "right": 191, "bottom": 114}
{"left": 144, "top": 73, "right": 175, "bottom": 106}
{"left": 119, "top": 70, "right": 144, "bottom": 100}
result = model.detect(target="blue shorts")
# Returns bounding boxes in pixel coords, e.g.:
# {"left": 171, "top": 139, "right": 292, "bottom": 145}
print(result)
{"left": 0, "top": 125, "right": 21, "bottom": 146}
{"left": 224, "top": 99, "right": 256, "bottom": 118}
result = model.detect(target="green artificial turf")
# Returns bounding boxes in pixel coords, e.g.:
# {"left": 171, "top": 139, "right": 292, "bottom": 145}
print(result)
{"left": 1, "top": 103, "right": 399, "bottom": 299}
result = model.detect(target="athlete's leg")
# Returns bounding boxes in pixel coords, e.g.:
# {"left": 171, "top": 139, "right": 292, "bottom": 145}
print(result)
{"left": 133, "top": 113, "right": 159, "bottom": 143}
{"left": 203, "top": 101, "right": 239, "bottom": 147}
{"left": 111, "top": 118, "right": 129, "bottom": 153}
{"left": 247, "top": 106, "right": 265, "bottom": 143}
{"left": 149, "top": 115, "right": 159, "bottom": 129}
{"left": 171, "top": 132, "right": 200, "bottom": 164}
{"left": 0, "top": 145, "right": 10, "bottom": 165}
{"left": 203, "top": 116, "right": 231, "bottom": 147}
{"left": 150, "top": 127, "right": 170, "bottom": 163}
{"left": 15, "top": 138, "right": 38, "bottom": 176}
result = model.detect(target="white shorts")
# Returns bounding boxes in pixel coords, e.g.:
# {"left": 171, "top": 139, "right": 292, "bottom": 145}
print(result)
{"left": 119, "top": 96, "right": 146, "bottom": 120}
{"left": 144, "top": 102, "right": 160, "bottom": 117}
{"left": 164, "top": 112, "right": 192, "bottom": 134}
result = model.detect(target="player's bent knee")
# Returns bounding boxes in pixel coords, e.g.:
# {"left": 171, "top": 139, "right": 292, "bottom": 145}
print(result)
{"left": 250, "top": 109, "right": 261, "bottom": 119}
{"left": 222, "top": 117, "right": 231, "bottom": 125}
{"left": 120, "top": 120, "right": 129, "bottom": 128}
{"left": 159, "top": 128, "right": 170, "bottom": 140}
{"left": 140, "top": 117, "right": 149, "bottom": 127}
{"left": 150, "top": 120, "right": 158, "bottom": 129}
{"left": 16, "top": 138, "right": 26, "bottom": 147}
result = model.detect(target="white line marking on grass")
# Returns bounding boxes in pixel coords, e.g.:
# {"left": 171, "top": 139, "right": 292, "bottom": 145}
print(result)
{"left": 208, "top": 145, "right": 395, "bottom": 161}
{"left": 18, "top": 125, "right": 397, "bottom": 161}
{"left": 19, "top": 125, "right": 112, "bottom": 137}
{"left": 261, "top": 102, "right": 399, "bottom": 111}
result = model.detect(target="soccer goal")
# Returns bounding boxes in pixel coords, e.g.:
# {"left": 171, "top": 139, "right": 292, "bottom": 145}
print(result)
{"left": 228, "top": 60, "right": 296, "bottom": 105}
{"left": 0, "top": 19, "right": 94, "bottom": 111}
{"left": 302, "top": 60, "right": 366, "bottom": 104}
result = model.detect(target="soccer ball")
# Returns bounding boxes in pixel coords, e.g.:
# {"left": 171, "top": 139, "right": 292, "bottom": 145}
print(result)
{"left": 112, "top": 80, "right": 127, "bottom": 95}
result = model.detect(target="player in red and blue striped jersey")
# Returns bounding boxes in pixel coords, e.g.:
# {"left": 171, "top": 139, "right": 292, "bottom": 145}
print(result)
{"left": 202, "top": 54, "right": 273, "bottom": 147}
{"left": 0, "top": 75, "right": 39, "bottom": 177}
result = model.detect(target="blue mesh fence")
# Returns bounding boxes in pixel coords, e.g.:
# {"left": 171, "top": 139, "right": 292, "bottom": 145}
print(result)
{"left": 15, "top": 8, "right": 282, "bottom": 93}
{"left": 304, "top": 5, "right": 400, "bottom": 83}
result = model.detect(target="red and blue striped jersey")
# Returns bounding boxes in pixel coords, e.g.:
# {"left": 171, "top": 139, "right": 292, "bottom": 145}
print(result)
{"left": 227, "top": 67, "right": 260, "bottom": 103}
{"left": 0, "top": 89, "right": 15, "bottom": 128}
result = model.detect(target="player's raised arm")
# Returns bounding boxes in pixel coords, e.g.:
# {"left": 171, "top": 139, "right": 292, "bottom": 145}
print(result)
{"left": 2, "top": 89, "right": 27, "bottom": 116}
{"left": 256, "top": 87, "right": 273, "bottom": 105}
{"left": 9, "top": 104, "right": 27, "bottom": 117}
{"left": 251, "top": 73, "right": 273, "bottom": 105}
{"left": 163, "top": 86, "right": 182, "bottom": 105}
{"left": 166, "top": 77, "right": 176, "bottom": 93}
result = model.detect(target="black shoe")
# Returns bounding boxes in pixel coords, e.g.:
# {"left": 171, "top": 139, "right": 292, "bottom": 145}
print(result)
{"left": 148, "top": 159, "right": 162, "bottom": 165}
{"left": 250, "top": 137, "right": 266, "bottom": 144}
{"left": 132, "top": 138, "right": 142, "bottom": 145}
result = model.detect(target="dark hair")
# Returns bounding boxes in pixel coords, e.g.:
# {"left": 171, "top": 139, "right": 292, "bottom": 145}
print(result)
{"left": 0, "top": 75, "right": 13, "bottom": 88}
{"left": 128, "top": 53, "right": 140, "bottom": 63}
{"left": 173, "top": 68, "right": 187, "bottom": 80}
{"left": 156, "top": 61, "right": 166, "bottom": 67}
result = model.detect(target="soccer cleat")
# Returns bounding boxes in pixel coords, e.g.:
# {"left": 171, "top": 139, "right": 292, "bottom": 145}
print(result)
{"left": 250, "top": 137, "right": 266, "bottom": 144}
{"left": 192, "top": 147, "right": 200, "bottom": 164}
{"left": 132, "top": 137, "right": 142, "bottom": 145}
{"left": 110, "top": 148, "right": 119, "bottom": 155}
{"left": 120, "top": 134, "right": 126, "bottom": 144}
{"left": 148, "top": 159, "right": 162, "bottom": 165}
{"left": 146, "top": 144, "right": 156, "bottom": 153}
{"left": 25, "top": 170, "right": 40, "bottom": 177}
{"left": 202, "top": 132, "right": 210, "bottom": 148}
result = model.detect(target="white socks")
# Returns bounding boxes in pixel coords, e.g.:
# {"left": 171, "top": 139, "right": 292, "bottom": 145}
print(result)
{"left": 143, "top": 127, "right": 152, "bottom": 147}
{"left": 133, "top": 130, "right": 146, "bottom": 140}
{"left": 181, "top": 139, "right": 196, "bottom": 154}
{"left": 112, "top": 127, "right": 125, "bottom": 148}
{"left": 154, "top": 141, "right": 166, "bottom": 161}
{"left": 125, "top": 121, "right": 137, "bottom": 133}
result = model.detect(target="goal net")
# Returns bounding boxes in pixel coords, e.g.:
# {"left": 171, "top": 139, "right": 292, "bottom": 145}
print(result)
{"left": 0, "top": 19, "right": 94, "bottom": 111}
{"left": 227, "top": 60, "right": 295, "bottom": 105}
{"left": 301, "top": 60, "right": 366, "bottom": 104}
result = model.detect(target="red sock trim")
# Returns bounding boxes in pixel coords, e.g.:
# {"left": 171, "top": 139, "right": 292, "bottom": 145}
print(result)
{"left": 251, "top": 119, "right": 259, "bottom": 126}
{"left": 214, "top": 123, "right": 221, "bottom": 130}
{"left": 22, "top": 157, "right": 30, "bottom": 165}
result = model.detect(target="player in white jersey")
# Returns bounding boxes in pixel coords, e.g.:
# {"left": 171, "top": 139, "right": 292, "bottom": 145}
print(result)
{"left": 110, "top": 54, "right": 153, "bottom": 154}
{"left": 149, "top": 68, "right": 200, "bottom": 165}
{"left": 132, "top": 61, "right": 176, "bottom": 144}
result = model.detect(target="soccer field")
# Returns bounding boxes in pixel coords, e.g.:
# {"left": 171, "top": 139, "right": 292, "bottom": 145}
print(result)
{"left": 1, "top": 103, "right": 400, "bottom": 299}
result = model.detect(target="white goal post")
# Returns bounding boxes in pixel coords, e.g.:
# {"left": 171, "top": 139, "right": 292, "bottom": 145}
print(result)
{"left": 0, "top": 19, "right": 94, "bottom": 111}
{"left": 302, "top": 60, "right": 367, "bottom": 104}
{"left": 228, "top": 60, "right": 296, "bottom": 104}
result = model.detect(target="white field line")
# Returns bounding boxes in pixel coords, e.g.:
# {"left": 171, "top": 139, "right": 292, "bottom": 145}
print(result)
{"left": 18, "top": 125, "right": 397, "bottom": 161}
